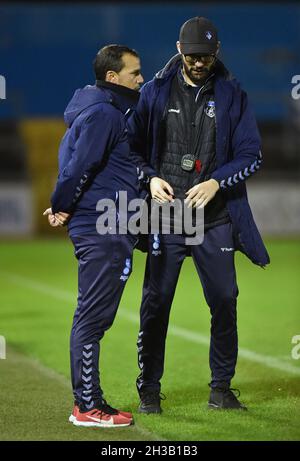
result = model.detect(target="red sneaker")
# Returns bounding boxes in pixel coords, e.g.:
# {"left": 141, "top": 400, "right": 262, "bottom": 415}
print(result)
{"left": 73, "top": 407, "right": 132, "bottom": 428}
{"left": 69, "top": 404, "right": 133, "bottom": 424}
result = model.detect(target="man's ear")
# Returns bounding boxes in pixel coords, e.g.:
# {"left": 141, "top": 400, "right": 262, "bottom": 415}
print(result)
{"left": 106, "top": 70, "right": 118, "bottom": 84}
{"left": 176, "top": 41, "right": 181, "bottom": 54}
{"left": 215, "top": 41, "right": 221, "bottom": 56}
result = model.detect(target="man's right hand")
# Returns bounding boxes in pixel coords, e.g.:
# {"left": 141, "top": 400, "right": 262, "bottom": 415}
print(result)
{"left": 150, "top": 177, "right": 174, "bottom": 203}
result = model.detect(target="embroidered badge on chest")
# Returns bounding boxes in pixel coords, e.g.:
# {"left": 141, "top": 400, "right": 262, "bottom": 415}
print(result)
{"left": 205, "top": 100, "right": 215, "bottom": 118}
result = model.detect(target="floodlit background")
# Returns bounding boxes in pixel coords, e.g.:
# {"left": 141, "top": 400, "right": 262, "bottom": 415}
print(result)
{"left": 0, "top": 1, "right": 299, "bottom": 441}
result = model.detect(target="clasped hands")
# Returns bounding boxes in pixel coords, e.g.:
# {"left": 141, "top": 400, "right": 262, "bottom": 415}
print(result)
{"left": 43, "top": 208, "right": 71, "bottom": 227}
{"left": 150, "top": 177, "right": 220, "bottom": 208}
{"left": 43, "top": 177, "right": 219, "bottom": 227}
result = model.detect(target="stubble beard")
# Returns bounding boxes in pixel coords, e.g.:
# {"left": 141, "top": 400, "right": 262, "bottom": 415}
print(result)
{"left": 182, "top": 60, "right": 211, "bottom": 86}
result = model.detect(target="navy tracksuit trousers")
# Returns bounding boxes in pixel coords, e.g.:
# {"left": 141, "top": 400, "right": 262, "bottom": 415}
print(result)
{"left": 136, "top": 222, "right": 239, "bottom": 394}
{"left": 69, "top": 233, "right": 136, "bottom": 409}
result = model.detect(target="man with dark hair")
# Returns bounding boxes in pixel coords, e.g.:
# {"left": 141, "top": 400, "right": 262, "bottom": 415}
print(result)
{"left": 44, "top": 44, "right": 143, "bottom": 427}
{"left": 127, "top": 17, "right": 270, "bottom": 414}
{"left": 93, "top": 45, "right": 139, "bottom": 87}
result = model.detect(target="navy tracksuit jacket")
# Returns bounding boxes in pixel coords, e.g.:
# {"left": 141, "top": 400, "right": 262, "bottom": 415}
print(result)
{"left": 51, "top": 82, "right": 140, "bottom": 407}
{"left": 127, "top": 56, "right": 270, "bottom": 393}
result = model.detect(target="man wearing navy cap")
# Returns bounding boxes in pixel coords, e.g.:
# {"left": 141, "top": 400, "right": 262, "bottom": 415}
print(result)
{"left": 127, "top": 17, "right": 269, "bottom": 413}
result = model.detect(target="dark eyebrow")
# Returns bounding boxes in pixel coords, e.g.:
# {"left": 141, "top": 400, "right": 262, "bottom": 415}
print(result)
{"left": 130, "top": 68, "right": 141, "bottom": 75}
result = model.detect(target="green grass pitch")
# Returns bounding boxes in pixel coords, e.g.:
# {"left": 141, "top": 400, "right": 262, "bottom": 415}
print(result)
{"left": 0, "top": 238, "right": 299, "bottom": 441}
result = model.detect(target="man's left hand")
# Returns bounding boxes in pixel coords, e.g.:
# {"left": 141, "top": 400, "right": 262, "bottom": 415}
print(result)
{"left": 43, "top": 208, "right": 71, "bottom": 226}
{"left": 185, "top": 179, "right": 220, "bottom": 208}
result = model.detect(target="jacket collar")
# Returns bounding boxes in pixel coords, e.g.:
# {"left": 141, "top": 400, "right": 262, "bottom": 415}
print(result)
{"left": 96, "top": 80, "right": 140, "bottom": 113}
{"left": 177, "top": 67, "right": 215, "bottom": 94}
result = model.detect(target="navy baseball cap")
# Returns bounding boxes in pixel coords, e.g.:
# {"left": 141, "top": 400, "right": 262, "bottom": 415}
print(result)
{"left": 179, "top": 17, "right": 218, "bottom": 55}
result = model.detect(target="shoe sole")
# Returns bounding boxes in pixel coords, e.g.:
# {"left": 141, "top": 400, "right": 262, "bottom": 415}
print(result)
{"left": 69, "top": 414, "right": 133, "bottom": 423}
{"left": 72, "top": 419, "right": 133, "bottom": 428}
{"left": 208, "top": 403, "right": 247, "bottom": 411}
{"left": 208, "top": 403, "right": 221, "bottom": 410}
{"left": 138, "top": 408, "right": 162, "bottom": 414}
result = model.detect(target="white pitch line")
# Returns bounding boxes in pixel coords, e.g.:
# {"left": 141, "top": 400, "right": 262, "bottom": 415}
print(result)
{"left": 0, "top": 271, "right": 165, "bottom": 441}
{"left": 7, "top": 349, "right": 163, "bottom": 441}
{"left": 118, "top": 311, "right": 300, "bottom": 376}
{"left": 2, "top": 271, "right": 300, "bottom": 377}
